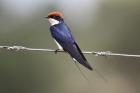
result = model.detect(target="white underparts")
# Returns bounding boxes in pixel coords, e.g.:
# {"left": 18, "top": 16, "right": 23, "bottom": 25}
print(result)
{"left": 73, "top": 58, "right": 77, "bottom": 62}
{"left": 48, "top": 18, "right": 59, "bottom": 26}
{"left": 54, "top": 39, "right": 63, "bottom": 50}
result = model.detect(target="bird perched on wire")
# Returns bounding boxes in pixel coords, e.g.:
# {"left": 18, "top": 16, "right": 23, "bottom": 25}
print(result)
{"left": 45, "top": 11, "right": 93, "bottom": 70}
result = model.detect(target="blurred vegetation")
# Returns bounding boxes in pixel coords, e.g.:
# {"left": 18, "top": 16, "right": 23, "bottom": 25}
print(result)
{"left": 0, "top": 0, "right": 140, "bottom": 93}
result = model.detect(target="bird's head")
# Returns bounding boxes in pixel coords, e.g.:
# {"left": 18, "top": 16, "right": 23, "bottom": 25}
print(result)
{"left": 45, "top": 11, "right": 63, "bottom": 26}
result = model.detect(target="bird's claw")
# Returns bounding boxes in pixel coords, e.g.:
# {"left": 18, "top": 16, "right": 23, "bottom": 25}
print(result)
{"left": 55, "top": 49, "right": 60, "bottom": 54}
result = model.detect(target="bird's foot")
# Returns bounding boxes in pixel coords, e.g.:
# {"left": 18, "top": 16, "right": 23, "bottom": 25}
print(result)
{"left": 54, "top": 49, "right": 60, "bottom": 54}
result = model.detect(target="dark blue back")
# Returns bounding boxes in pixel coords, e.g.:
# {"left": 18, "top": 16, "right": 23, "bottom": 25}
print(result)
{"left": 50, "top": 22, "right": 93, "bottom": 70}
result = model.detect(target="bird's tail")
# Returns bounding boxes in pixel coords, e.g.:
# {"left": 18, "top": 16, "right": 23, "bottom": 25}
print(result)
{"left": 68, "top": 42, "right": 93, "bottom": 70}
{"left": 72, "top": 58, "right": 93, "bottom": 70}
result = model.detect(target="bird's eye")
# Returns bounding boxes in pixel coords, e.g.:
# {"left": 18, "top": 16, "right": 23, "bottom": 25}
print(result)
{"left": 48, "top": 15, "right": 62, "bottom": 20}
{"left": 48, "top": 15, "right": 54, "bottom": 18}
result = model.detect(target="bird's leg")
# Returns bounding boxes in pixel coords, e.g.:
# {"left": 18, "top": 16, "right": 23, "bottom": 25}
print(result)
{"left": 54, "top": 49, "right": 60, "bottom": 54}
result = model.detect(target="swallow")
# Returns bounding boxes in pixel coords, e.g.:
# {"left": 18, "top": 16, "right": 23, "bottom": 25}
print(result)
{"left": 45, "top": 11, "right": 93, "bottom": 70}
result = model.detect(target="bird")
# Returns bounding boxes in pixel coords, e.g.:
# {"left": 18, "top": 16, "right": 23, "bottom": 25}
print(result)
{"left": 45, "top": 11, "right": 93, "bottom": 70}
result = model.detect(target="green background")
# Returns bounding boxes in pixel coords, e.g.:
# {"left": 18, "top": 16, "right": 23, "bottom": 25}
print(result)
{"left": 0, "top": 0, "right": 140, "bottom": 93}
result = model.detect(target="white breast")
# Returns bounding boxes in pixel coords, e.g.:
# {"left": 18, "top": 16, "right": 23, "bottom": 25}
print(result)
{"left": 54, "top": 39, "right": 63, "bottom": 50}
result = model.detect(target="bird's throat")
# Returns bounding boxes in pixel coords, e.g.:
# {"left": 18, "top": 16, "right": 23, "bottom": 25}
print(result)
{"left": 49, "top": 18, "right": 59, "bottom": 26}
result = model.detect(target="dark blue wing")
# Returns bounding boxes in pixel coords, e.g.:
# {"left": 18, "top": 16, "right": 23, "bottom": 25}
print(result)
{"left": 50, "top": 22, "right": 93, "bottom": 70}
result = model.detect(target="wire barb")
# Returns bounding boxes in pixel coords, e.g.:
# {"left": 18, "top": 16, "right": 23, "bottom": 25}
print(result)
{"left": 0, "top": 45, "right": 140, "bottom": 58}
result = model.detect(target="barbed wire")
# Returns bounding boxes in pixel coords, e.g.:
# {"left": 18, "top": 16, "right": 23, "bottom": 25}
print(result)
{"left": 0, "top": 45, "right": 140, "bottom": 58}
